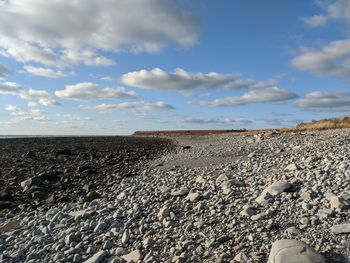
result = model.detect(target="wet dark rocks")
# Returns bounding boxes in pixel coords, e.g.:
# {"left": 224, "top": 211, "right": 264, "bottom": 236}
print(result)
{"left": 0, "top": 136, "right": 174, "bottom": 213}
{"left": 0, "top": 201, "right": 11, "bottom": 210}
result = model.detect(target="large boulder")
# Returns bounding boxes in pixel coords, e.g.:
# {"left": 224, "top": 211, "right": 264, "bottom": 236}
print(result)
{"left": 268, "top": 239, "right": 325, "bottom": 263}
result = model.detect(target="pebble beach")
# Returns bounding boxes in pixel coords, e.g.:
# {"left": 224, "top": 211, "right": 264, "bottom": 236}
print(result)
{"left": 0, "top": 130, "right": 350, "bottom": 262}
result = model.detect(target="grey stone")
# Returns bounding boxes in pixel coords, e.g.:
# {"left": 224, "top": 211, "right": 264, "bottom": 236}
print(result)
{"left": 330, "top": 223, "right": 350, "bottom": 234}
{"left": 268, "top": 239, "right": 325, "bottom": 263}
{"left": 171, "top": 187, "right": 189, "bottom": 196}
{"left": 83, "top": 251, "right": 108, "bottom": 263}
{"left": 256, "top": 181, "right": 291, "bottom": 204}
{"left": 121, "top": 249, "right": 141, "bottom": 262}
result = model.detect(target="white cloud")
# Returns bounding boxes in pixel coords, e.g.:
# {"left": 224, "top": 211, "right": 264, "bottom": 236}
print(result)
{"left": 63, "top": 49, "right": 115, "bottom": 67}
{"left": 199, "top": 87, "right": 298, "bottom": 107}
{"left": 121, "top": 68, "right": 277, "bottom": 91}
{"left": 55, "top": 82, "right": 137, "bottom": 100}
{"left": 293, "top": 1, "right": 350, "bottom": 80}
{"left": 81, "top": 101, "right": 175, "bottom": 112}
{"left": 295, "top": 91, "right": 350, "bottom": 111}
{"left": 0, "top": 0, "right": 200, "bottom": 67}
{"left": 4, "top": 104, "right": 49, "bottom": 121}
{"left": 181, "top": 117, "right": 252, "bottom": 126}
{"left": 301, "top": 0, "right": 350, "bottom": 27}
{"left": 0, "top": 81, "right": 60, "bottom": 106}
{"left": 24, "top": 65, "right": 66, "bottom": 78}
{"left": 0, "top": 82, "right": 23, "bottom": 95}
{"left": 290, "top": 39, "right": 350, "bottom": 79}
{"left": 28, "top": 98, "right": 61, "bottom": 107}
{"left": 0, "top": 64, "right": 9, "bottom": 79}
{"left": 63, "top": 114, "right": 94, "bottom": 122}
{"left": 100, "top": 76, "right": 113, "bottom": 82}
{"left": 301, "top": 15, "right": 328, "bottom": 27}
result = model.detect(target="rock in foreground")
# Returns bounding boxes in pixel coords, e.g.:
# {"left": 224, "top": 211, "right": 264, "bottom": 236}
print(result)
{"left": 268, "top": 239, "right": 325, "bottom": 263}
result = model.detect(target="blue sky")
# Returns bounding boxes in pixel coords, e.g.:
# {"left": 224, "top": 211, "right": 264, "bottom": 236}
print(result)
{"left": 0, "top": 0, "right": 350, "bottom": 135}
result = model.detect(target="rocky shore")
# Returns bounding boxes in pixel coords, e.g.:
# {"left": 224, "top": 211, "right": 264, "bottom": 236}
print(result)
{"left": 0, "top": 130, "right": 350, "bottom": 262}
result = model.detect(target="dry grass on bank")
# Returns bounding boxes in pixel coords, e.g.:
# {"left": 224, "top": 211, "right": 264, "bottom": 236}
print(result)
{"left": 294, "top": 116, "right": 350, "bottom": 131}
{"left": 133, "top": 116, "right": 350, "bottom": 136}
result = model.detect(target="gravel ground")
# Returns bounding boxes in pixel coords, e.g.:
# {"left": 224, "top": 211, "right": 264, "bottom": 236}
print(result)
{"left": 0, "top": 130, "right": 350, "bottom": 262}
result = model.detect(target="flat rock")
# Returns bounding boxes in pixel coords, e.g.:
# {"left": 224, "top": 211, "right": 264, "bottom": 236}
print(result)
{"left": 256, "top": 181, "right": 291, "bottom": 204}
{"left": 121, "top": 249, "right": 141, "bottom": 262}
{"left": 171, "top": 187, "right": 189, "bottom": 196}
{"left": 324, "top": 193, "right": 349, "bottom": 210}
{"left": 69, "top": 210, "right": 88, "bottom": 218}
{"left": 286, "top": 226, "right": 301, "bottom": 236}
{"left": 330, "top": 223, "right": 350, "bottom": 234}
{"left": 157, "top": 206, "right": 170, "bottom": 220}
{"left": 186, "top": 192, "right": 200, "bottom": 202}
{"left": 233, "top": 252, "right": 249, "bottom": 262}
{"left": 0, "top": 219, "right": 19, "bottom": 233}
{"left": 285, "top": 163, "right": 300, "bottom": 171}
{"left": 84, "top": 251, "right": 108, "bottom": 263}
{"left": 268, "top": 239, "right": 325, "bottom": 263}
{"left": 216, "top": 174, "right": 229, "bottom": 185}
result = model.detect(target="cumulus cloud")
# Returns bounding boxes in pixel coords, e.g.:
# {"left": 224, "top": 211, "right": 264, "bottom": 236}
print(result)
{"left": 121, "top": 68, "right": 277, "bottom": 91}
{"left": 0, "top": 64, "right": 9, "bottom": 79}
{"left": 181, "top": 117, "right": 252, "bottom": 126}
{"left": 55, "top": 82, "right": 137, "bottom": 100}
{"left": 199, "top": 87, "right": 298, "bottom": 107}
{"left": 24, "top": 65, "right": 66, "bottom": 78}
{"left": 28, "top": 98, "right": 61, "bottom": 107}
{"left": 0, "top": 0, "right": 200, "bottom": 67}
{"left": 295, "top": 1, "right": 350, "bottom": 80}
{"left": 4, "top": 104, "right": 49, "bottom": 121}
{"left": 0, "top": 81, "right": 60, "bottom": 106}
{"left": 290, "top": 39, "right": 350, "bottom": 80}
{"left": 295, "top": 91, "right": 350, "bottom": 111}
{"left": 301, "top": 15, "right": 328, "bottom": 27}
{"left": 301, "top": 0, "right": 350, "bottom": 27}
{"left": 81, "top": 101, "right": 175, "bottom": 112}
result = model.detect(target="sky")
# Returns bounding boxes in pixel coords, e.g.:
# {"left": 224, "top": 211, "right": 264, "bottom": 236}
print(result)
{"left": 1, "top": 0, "right": 350, "bottom": 135}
